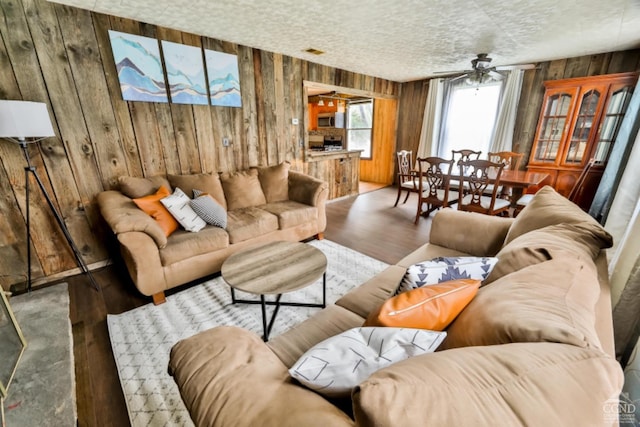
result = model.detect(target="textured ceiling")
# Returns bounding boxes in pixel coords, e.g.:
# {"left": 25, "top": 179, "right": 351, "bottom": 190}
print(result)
{"left": 48, "top": 0, "right": 640, "bottom": 82}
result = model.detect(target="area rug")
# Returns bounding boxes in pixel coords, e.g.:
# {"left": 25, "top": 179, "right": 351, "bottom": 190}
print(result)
{"left": 107, "top": 239, "right": 388, "bottom": 427}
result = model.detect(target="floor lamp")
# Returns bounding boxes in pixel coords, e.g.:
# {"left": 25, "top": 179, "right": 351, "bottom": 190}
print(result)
{"left": 0, "top": 100, "right": 99, "bottom": 292}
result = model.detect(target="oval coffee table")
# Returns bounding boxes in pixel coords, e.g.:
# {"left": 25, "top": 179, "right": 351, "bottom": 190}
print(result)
{"left": 221, "top": 241, "right": 327, "bottom": 341}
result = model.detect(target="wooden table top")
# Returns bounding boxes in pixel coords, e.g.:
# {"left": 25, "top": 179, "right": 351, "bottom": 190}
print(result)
{"left": 221, "top": 241, "right": 327, "bottom": 295}
{"left": 497, "top": 170, "right": 550, "bottom": 187}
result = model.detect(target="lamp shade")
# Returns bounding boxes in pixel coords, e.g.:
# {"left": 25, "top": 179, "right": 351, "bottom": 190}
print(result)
{"left": 0, "top": 100, "right": 55, "bottom": 139}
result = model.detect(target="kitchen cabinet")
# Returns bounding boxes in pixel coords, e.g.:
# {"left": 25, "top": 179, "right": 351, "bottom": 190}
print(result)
{"left": 305, "top": 150, "right": 361, "bottom": 199}
{"left": 527, "top": 72, "right": 638, "bottom": 209}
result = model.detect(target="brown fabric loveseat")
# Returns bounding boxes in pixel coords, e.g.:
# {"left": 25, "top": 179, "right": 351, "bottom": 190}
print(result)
{"left": 97, "top": 163, "right": 327, "bottom": 304}
{"left": 168, "top": 186, "right": 623, "bottom": 426}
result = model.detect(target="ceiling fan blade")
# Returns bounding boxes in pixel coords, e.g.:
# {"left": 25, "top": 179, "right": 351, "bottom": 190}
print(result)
{"left": 496, "top": 63, "right": 536, "bottom": 70}
{"left": 488, "top": 70, "right": 506, "bottom": 80}
{"left": 449, "top": 73, "right": 469, "bottom": 82}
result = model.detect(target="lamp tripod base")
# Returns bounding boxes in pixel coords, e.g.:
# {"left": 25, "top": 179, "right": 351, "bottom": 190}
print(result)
{"left": 20, "top": 142, "right": 99, "bottom": 293}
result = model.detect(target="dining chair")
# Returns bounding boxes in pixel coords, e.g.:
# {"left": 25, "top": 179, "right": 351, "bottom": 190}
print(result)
{"left": 514, "top": 159, "right": 596, "bottom": 216}
{"left": 450, "top": 149, "right": 482, "bottom": 193}
{"left": 414, "top": 157, "right": 457, "bottom": 224}
{"left": 487, "top": 151, "right": 525, "bottom": 199}
{"left": 393, "top": 150, "right": 425, "bottom": 207}
{"left": 487, "top": 151, "right": 524, "bottom": 171}
{"left": 456, "top": 159, "right": 510, "bottom": 216}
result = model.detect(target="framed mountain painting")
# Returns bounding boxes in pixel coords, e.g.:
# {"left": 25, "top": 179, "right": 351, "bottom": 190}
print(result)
{"left": 205, "top": 50, "right": 242, "bottom": 107}
{"left": 161, "top": 41, "right": 209, "bottom": 105}
{"left": 108, "top": 30, "right": 168, "bottom": 103}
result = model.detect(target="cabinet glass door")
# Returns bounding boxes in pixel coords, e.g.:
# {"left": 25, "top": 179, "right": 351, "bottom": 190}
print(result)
{"left": 534, "top": 92, "right": 574, "bottom": 162}
{"left": 563, "top": 89, "right": 602, "bottom": 164}
{"left": 593, "top": 84, "right": 635, "bottom": 162}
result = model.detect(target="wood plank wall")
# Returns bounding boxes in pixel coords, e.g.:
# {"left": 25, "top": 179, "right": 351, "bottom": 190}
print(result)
{"left": 395, "top": 49, "right": 640, "bottom": 180}
{"left": 0, "top": 0, "right": 400, "bottom": 289}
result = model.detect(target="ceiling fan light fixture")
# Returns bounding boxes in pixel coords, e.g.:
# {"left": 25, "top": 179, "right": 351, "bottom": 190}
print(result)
{"left": 318, "top": 99, "right": 324, "bottom": 106}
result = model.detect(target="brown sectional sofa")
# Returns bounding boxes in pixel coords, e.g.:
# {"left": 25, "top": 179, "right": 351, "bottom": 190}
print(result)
{"left": 168, "top": 186, "right": 623, "bottom": 426}
{"left": 97, "top": 163, "right": 328, "bottom": 304}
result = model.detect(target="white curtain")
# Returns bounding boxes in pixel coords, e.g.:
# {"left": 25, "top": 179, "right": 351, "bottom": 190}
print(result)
{"left": 416, "top": 78, "right": 444, "bottom": 163}
{"left": 488, "top": 69, "right": 525, "bottom": 153}
{"left": 606, "top": 125, "right": 640, "bottom": 359}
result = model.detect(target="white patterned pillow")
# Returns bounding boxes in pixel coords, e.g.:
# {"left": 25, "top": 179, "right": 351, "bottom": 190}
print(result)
{"left": 289, "top": 327, "right": 446, "bottom": 397}
{"left": 160, "top": 187, "right": 206, "bottom": 232}
{"left": 397, "top": 256, "right": 498, "bottom": 294}
{"left": 190, "top": 189, "right": 227, "bottom": 229}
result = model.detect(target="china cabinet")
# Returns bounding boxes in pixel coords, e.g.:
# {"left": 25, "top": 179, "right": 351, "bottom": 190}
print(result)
{"left": 527, "top": 72, "right": 638, "bottom": 209}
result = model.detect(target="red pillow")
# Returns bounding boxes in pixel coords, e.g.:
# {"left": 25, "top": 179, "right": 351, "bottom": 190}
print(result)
{"left": 132, "top": 186, "right": 179, "bottom": 237}
{"left": 364, "top": 279, "right": 481, "bottom": 330}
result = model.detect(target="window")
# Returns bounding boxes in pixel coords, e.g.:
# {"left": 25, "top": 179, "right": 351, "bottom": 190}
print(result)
{"left": 346, "top": 99, "right": 373, "bottom": 159}
{"left": 437, "top": 82, "right": 502, "bottom": 158}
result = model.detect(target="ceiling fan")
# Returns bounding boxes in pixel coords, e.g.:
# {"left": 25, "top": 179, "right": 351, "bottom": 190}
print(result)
{"left": 435, "top": 53, "right": 535, "bottom": 83}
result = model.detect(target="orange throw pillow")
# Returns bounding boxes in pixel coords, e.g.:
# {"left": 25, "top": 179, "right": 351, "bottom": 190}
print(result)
{"left": 364, "top": 279, "right": 481, "bottom": 331}
{"left": 132, "top": 185, "right": 179, "bottom": 237}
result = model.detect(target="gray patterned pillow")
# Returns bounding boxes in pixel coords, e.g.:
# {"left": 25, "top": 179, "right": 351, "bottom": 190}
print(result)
{"left": 397, "top": 256, "right": 498, "bottom": 294}
{"left": 190, "top": 189, "right": 227, "bottom": 229}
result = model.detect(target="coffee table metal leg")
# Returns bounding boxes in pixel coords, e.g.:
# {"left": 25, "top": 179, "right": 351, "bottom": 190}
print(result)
{"left": 322, "top": 272, "right": 326, "bottom": 308}
{"left": 261, "top": 293, "right": 283, "bottom": 342}
{"left": 230, "top": 287, "right": 236, "bottom": 303}
{"left": 260, "top": 294, "right": 268, "bottom": 341}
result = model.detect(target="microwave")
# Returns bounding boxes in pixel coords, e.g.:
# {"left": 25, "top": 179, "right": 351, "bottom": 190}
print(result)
{"left": 318, "top": 113, "right": 335, "bottom": 128}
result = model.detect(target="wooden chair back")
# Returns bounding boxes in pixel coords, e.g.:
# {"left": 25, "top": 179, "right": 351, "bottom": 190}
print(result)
{"left": 457, "top": 159, "right": 508, "bottom": 215}
{"left": 488, "top": 151, "right": 524, "bottom": 171}
{"left": 396, "top": 150, "right": 414, "bottom": 183}
{"left": 415, "top": 157, "right": 455, "bottom": 223}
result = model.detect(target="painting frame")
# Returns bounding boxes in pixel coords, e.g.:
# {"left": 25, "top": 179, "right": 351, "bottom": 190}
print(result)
{"left": 108, "top": 30, "right": 169, "bottom": 103}
{"left": 161, "top": 41, "right": 209, "bottom": 105}
{"left": 205, "top": 49, "right": 242, "bottom": 107}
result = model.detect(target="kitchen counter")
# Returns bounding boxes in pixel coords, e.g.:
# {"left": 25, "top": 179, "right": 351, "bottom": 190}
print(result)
{"left": 306, "top": 149, "right": 362, "bottom": 162}
{"left": 304, "top": 150, "right": 361, "bottom": 199}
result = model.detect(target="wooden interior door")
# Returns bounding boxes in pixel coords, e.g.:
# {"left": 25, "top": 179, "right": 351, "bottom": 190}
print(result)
{"left": 359, "top": 98, "right": 398, "bottom": 184}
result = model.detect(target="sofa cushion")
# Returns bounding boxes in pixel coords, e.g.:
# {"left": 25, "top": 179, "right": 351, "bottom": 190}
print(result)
{"left": 220, "top": 169, "right": 267, "bottom": 210}
{"left": 118, "top": 175, "right": 170, "bottom": 199}
{"left": 504, "top": 185, "right": 613, "bottom": 246}
{"left": 261, "top": 201, "right": 318, "bottom": 229}
{"left": 442, "top": 254, "right": 603, "bottom": 351}
{"left": 167, "top": 173, "right": 227, "bottom": 210}
{"left": 225, "top": 207, "right": 278, "bottom": 244}
{"left": 191, "top": 190, "right": 227, "bottom": 228}
{"left": 365, "top": 279, "right": 481, "bottom": 330}
{"left": 289, "top": 327, "right": 446, "bottom": 398}
{"left": 132, "top": 186, "right": 179, "bottom": 237}
{"left": 336, "top": 266, "right": 406, "bottom": 319}
{"left": 160, "top": 187, "right": 206, "bottom": 232}
{"left": 159, "top": 226, "right": 229, "bottom": 266}
{"left": 397, "top": 257, "right": 497, "bottom": 294}
{"left": 258, "top": 162, "right": 290, "bottom": 203}
{"left": 169, "top": 326, "right": 355, "bottom": 427}
{"left": 353, "top": 342, "right": 623, "bottom": 427}
{"left": 486, "top": 222, "right": 613, "bottom": 285}
{"left": 268, "top": 305, "right": 366, "bottom": 368}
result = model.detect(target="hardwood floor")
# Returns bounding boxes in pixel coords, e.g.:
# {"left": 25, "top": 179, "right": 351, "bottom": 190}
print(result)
{"left": 62, "top": 185, "right": 432, "bottom": 426}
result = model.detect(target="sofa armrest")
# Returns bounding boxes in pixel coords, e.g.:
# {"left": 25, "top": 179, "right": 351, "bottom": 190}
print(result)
{"left": 429, "top": 209, "right": 513, "bottom": 256}
{"left": 353, "top": 342, "right": 623, "bottom": 427}
{"left": 97, "top": 190, "right": 167, "bottom": 248}
{"left": 288, "top": 171, "right": 328, "bottom": 207}
{"left": 169, "top": 326, "right": 354, "bottom": 427}
{"left": 117, "top": 232, "right": 165, "bottom": 296}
